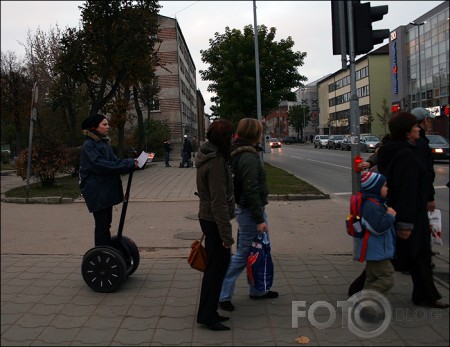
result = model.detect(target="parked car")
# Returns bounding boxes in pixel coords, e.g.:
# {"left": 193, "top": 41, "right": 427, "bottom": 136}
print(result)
{"left": 313, "top": 135, "right": 329, "bottom": 148}
{"left": 360, "top": 135, "right": 380, "bottom": 153}
{"left": 327, "top": 135, "right": 345, "bottom": 150}
{"left": 426, "top": 134, "right": 449, "bottom": 160}
{"left": 341, "top": 135, "right": 352, "bottom": 151}
{"left": 284, "top": 136, "right": 298, "bottom": 144}
{"left": 270, "top": 138, "right": 282, "bottom": 148}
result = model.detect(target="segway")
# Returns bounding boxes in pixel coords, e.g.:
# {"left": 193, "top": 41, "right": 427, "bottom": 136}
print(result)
{"left": 81, "top": 169, "right": 140, "bottom": 293}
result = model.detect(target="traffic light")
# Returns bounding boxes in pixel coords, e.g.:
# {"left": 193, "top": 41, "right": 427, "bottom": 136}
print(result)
{"left": 331, "top": 1, "right": 389, "bottom": 56}
{"left": 331, "top": 1, "right": 348, "bottom": 55}
{"left": 353, "top": 2, "right": 389, "bottom": 55}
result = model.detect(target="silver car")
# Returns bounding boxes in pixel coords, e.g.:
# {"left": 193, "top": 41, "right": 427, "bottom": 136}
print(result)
{"left": 360, "top": 135, "right": 380, "bottom": 153}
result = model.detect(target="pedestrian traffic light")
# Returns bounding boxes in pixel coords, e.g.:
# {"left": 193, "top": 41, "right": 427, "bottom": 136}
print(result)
{"left": 354, "top": 156, "right": 363, "bottom": 172}
{"left": 353, "top": 1, "right": 390, "bottom": 55}
{"left": 331, "top": 1, "right": 390, "bottom": 56}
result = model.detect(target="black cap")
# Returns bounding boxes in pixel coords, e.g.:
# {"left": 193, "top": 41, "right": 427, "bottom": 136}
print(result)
{"left": 81, "top": 114, "right": 106, "bottom": 130}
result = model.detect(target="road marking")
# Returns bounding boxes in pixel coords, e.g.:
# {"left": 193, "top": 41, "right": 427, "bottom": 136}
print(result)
{"left": 306, "top": 159, "right": 350, "bottom": 170}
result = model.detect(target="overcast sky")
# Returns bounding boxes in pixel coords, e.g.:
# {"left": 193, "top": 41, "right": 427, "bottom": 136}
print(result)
{"left": 1, "top": 1, "right": 444, "bottom": 113}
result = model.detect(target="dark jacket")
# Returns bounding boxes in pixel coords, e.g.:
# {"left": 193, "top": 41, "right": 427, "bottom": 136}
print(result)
{"left": 182, "top": 138, "right": 193, "bottom": 154}
{"left": 196, "top": 141, "right": 235, "bottom": 247}
{"left": 79, "top": 130, "right": 135, "bottom": 213}
{"left": 416, "top": 126, "right": 435, "bottom": 202}
{"left": 377, "top": 139, "right": 429, "bottom": 256}
{"left": 230, "top": 139, "right": 268, "bottom": 224}
{"left": 163, "top": 141, "right": 172, "bottom": 153}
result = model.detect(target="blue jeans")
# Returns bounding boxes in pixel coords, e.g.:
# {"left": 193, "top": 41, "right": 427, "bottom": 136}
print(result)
{"left": 219, "top": 206, "right": 269, "bottom": 301}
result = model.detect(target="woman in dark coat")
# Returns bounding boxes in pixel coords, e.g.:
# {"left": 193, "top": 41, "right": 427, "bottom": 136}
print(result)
{"left": 377, "top": 112, "right": 448, "bottom": 309}
{"left": 195, "top": 119, "right": 235, "bottom": 331}
{"left": 79, "top": 114, "right": 137, "bottom": 246}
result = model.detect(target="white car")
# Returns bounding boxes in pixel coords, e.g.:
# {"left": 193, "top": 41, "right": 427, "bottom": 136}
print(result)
{"left": 314, "top": 135, "right": 329, "bottom": 148}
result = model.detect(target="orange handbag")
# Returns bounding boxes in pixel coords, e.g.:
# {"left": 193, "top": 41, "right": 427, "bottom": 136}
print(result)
{"left": 188, "top": 234, "right": 207, "bottom": 272}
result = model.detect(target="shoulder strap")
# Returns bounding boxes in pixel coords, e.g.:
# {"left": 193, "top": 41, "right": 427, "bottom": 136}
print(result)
{"left": 366, "top": 197, "right": 380, "bottom": 206}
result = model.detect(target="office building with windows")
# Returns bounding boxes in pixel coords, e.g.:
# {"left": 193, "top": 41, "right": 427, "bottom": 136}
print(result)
{"left": 389, "top": 1, "right": 449, "bottom": 136}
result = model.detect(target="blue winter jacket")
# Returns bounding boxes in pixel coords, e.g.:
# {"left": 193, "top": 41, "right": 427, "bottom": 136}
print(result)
{"left": 353, "top": 192, "right": 396, "bottom": 262}
{"left": 79, "top": 130, "right": 135, "bottom": 213}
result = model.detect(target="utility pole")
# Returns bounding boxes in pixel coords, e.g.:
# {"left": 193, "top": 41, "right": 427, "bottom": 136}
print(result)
{"left": 26, "top": 83, "right": 38, "bottom": 196}
{"left": 253, "top": 0, "right": 266, "bottom": 158}
{"left": 347, "top": 1, "right": 361, "bottom": 194}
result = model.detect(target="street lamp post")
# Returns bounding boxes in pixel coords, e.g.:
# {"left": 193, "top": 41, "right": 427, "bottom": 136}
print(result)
{"left": 410, "top": 21, "right": 425, "bottom": 108}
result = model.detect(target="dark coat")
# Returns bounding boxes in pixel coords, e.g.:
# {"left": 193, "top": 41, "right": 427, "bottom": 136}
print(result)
{"left": 377, "top": 139, "right": 429, "bottom": 257}
{"left": 182, "top": 138, "right": 193, "bottom": 154}
{"left": 79, "top": 130, "right": 135, "bottom": 213}
{"left": 416, "top": 126, "right": 435, "bottom": 202}
{"left": 195, "top": 141, "right": 235, "bottom": 247}
{"left": 230, "top": 139, "right": 268, "bottom": 224}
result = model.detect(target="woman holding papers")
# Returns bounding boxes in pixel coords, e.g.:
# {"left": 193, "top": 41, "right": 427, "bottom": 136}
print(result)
{"left": 79, "top": 114, "right": 137, "bottom": 247}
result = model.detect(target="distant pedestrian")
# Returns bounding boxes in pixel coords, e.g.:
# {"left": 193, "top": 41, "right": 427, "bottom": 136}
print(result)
{"left": 196, "top": 119, "right": 235, "bottom": 331}
{"left": 192, "top": 136, "right": 199, "bottom": 168}
{"left": 219, "top": 118, "right": 278, "bottom": 313}
{"left": 79, "top": 114, "right": 137, "bottom": 247}
{"left": 352, "top": 172, "right": 397, "bottom": 294}
{"left": 163, "top": 139, "right": 172, "bottom": 167}
{"left": 180, "top": 135, "right": 193, "bottom": 168}
{"left": 309, "top": 134, "right": 314, "bottom": 143}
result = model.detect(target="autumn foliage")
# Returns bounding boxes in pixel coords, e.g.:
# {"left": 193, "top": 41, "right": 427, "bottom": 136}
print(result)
{"left": 15, "top": 140, "right": 74, "bottom": 187}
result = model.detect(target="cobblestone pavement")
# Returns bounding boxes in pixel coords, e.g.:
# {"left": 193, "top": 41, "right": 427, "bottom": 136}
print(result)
{"left": 1, "top": 161, "right": 449, "bottom": 346}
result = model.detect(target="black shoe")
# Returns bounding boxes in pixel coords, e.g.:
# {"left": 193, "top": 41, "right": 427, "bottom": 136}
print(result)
{"left": 205, "top": 322, "right": 230, "bottom": 331}
{"left": 360, "top": 307, "right": 385, "bottom": 323}
{"left": 218, "top": 315, "right": 230, "bottom": 322}
{"left": 219, "top": 301, "right": 235, "bottom": 312}
{"left": 249, "top": 290, "right": 279, "bottom": 299}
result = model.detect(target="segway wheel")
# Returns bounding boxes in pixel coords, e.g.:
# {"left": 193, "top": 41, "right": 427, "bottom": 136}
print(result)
{"left": 111, "top": 235, "right": 140, "bottom": 276}
{"left": 81, "top": 247, "right": 127, "bottom": 293}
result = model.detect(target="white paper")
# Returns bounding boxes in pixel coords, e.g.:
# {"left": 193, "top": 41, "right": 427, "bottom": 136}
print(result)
{"left": 136, "top": 151, "right": 150, "bottom": 168}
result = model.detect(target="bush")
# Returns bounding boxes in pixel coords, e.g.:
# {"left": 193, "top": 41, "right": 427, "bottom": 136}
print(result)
{"left": 1, "top": 150, "right": 11, "bottom": 164}
{"left": 15, "top": 140, "right": 73, "bottom": 187}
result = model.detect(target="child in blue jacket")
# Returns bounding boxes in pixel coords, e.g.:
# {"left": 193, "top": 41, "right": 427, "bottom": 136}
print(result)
{"left": 353, "top": 171, "right": 397, "bottom": 293}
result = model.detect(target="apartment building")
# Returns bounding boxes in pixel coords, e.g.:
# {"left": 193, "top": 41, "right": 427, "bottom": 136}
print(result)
{"left": 149, "top": 15, "right": 200, "bottom": 145}
{"left": 316, "top": 44, "right": 390, "bottom": 138}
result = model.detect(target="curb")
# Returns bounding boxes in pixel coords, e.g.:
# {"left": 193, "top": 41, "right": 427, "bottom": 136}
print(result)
{"left": 2, "top": 194, "right": 330, "bottom": 204}
{"left": 2, "top": 196, "right": 74, "bottom": 204}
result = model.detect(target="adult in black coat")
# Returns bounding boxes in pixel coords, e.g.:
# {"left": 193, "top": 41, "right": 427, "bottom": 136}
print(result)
{"left": 377, "top": 112, "right": 448, "bottom": 309}
{"left": 411, "top": 107, "right": 436, "bottom": 212}
{"left": 79, "top": 114, "right": 137, "bottom": 246}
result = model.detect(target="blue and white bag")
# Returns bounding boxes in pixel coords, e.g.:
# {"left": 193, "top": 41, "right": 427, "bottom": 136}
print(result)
{"left": 247, "top": 232, "right": 274, "bottom": 292}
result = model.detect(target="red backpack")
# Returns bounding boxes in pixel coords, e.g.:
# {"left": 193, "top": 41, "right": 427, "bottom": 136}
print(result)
{"left": 346, "top": 192, "right": 380, "bottom": 262}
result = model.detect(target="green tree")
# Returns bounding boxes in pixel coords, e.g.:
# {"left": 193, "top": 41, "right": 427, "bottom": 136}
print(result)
{"left": 288, "top": 104, "right": 310, "bottom": 141}
{"left": 56, "top": 0, "right": 161, "bottom": 157}
{"left": 376, "top": 98, "right": 390, "bottom": 135}
{"left": 200, "top": 25, "right": 307, "bottom": 126}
